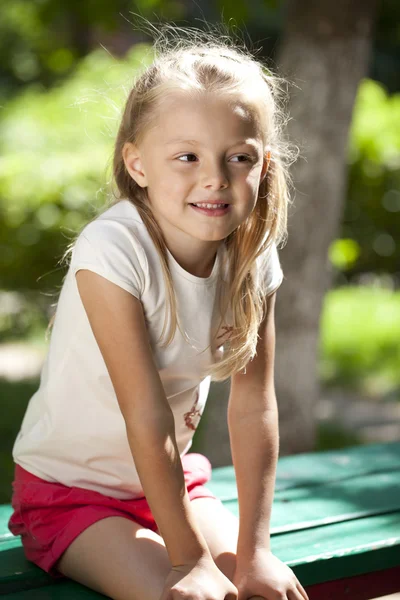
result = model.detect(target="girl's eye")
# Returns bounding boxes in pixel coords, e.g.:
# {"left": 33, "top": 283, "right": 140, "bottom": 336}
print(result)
{"left": 176, "top": 154, "right": 252, "bottom": 163}
{"left": 230, "top": 155, "right": 252, "bottom": 162}
{"left": 177, "top": 154, "right": 198, "bottom": 162}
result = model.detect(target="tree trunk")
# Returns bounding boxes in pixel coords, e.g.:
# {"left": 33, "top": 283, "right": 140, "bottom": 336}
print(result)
{"left": 275, "top": 0, "right": 379, "bottom": 454}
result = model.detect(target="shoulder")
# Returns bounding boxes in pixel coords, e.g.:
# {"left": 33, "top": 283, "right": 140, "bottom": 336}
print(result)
{"left": 80, "top": 200, "right": 146, "bottom": 248}
{"left": 76, "top": 215, "right": 147, "bottom": 268}
{"left": 71, "top": 209, "right": 150, "bottom": 298}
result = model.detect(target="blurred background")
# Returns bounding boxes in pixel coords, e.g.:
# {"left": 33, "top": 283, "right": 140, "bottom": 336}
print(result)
{"left": 0, "top": 0, "right": 400, "bottom": 505}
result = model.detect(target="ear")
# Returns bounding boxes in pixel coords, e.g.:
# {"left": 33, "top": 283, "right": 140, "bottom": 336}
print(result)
{"left": 122, "top": 142, "right": 148, "bottom": 188}
{"left": 260, "top": 150, "right": 271, "bottom": 182}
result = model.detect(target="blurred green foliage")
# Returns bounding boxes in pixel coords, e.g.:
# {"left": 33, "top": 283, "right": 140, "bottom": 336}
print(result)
{"left": 337, "top": 80, "right": 400, "bottom": 280}
{"left": 328, "top": 80, "right": 400, "bottom": 280}
{"left": 320, "top": 286, "right": 400, "bottom": 396}
{"left": 0, "top": 44, "right": 154, "bottom": 291}
{"left": 350, "top": 79, "right": 400, "bottom": 165}
{"left": 0, "top": 0, "right": 182, "bottom": 101}
{"left": 329, "top": 239, "right": 361, "bottom": 271}
{"left": 1, "top": 0, "right": 400, "bottom": 96}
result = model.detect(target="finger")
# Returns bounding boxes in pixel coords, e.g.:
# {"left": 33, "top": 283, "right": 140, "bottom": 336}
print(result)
{"left": 288, "top": 589, "right": 304, "bottom": 600}
{"left": 296, "top": 582, "right": 309, "bottom": 600}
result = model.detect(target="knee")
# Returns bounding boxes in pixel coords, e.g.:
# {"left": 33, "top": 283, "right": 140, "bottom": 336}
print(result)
{"left": 215, "top": 550, "right": 237, "bottom": 582}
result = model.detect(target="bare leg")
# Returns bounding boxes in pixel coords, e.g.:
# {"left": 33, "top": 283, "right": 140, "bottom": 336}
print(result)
{"left": 57, "top": 498, "right": 240, "bottom": 599}
{"left": 57, "top": 516, "right": 170, "bottom": 600}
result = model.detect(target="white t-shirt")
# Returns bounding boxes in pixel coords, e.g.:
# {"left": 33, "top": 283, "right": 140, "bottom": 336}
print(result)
{"left": 13, "top": 199, "right": 283, "bottom": 499}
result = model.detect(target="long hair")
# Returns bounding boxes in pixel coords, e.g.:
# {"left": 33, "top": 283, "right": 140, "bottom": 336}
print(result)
{"left": 48, "top": 23, "right": 295, "bottom": 382}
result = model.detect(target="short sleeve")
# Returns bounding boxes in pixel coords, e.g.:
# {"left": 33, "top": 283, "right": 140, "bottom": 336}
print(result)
{"left": 70, "top": 220, "right": 147, "bottom": 299}
{"left": 257, "top": 242, "right": 284, "bottom": 297}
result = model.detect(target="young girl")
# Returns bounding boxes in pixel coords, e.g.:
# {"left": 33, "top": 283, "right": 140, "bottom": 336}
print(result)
{"left": 8, "top": 26, "right": 308, "bottom": 600}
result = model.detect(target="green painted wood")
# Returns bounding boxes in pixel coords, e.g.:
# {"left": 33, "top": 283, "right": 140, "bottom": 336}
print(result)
{"left": 273, "top": 512, "right": 400, "bottom": 585}
{"left": 1, "top": 442, "right": 399, "bottom": 594}
{"left": 0, "top": 537, "right": 20, "bottom": 551}
{"left": 0, "top": 505, "right": 13, "bottom": 544}
{"left": 2, "top": 580, "right": 107, "bottom": 599}
{"left": 207, "top": 441, "right": 400, "bottom": 499}
{"left": 1, "top": 512, "right": 399, "bottom": 592}
{"left": 275, "top": 441, "right": 400, "bottom": 491}
{"left": 0, "top": 547, "right": 54, "bottom": 593}
{"left": 219, "top": 471, "right": 400, "bottom": 532}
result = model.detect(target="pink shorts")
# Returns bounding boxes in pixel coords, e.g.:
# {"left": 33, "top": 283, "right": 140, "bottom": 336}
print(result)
{"left": 8, "top": 453, "right": 218, "bottom": 578}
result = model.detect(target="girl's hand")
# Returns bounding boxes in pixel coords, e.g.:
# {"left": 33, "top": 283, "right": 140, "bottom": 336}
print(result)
{"left": 159, "top": 554, "right": 238, "bottom": 600}
{"left": 233, "top": 549, "right": 309, "bottom": 600}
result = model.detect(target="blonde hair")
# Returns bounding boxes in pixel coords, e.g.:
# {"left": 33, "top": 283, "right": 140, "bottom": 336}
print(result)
{"left": 48, "top": 22, "right": 295, "bottom": 382}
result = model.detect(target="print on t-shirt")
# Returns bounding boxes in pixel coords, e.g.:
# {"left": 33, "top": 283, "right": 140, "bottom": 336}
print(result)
{"left": 216, "top": 324, "right": 234, "bottom": 346}
{"left": 183, "top": 323, "right": 234, "bottom": 432}
{"left": 184, "top": 388, "right": 203, "bottom": 431}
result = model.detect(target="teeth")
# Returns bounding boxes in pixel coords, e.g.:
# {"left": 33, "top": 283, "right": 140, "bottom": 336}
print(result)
{"left": 193, "top": 203, "right": 227, "bottom": 209}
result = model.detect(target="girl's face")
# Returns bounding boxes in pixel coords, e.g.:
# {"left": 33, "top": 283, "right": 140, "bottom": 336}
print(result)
{"left": 123, "top": 93, "right": 268, "bottom": 247}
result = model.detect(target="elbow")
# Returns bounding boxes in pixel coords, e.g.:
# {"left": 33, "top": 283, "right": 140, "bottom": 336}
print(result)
{"left": 125, "top": 404, "right": 176, "bottom": 442}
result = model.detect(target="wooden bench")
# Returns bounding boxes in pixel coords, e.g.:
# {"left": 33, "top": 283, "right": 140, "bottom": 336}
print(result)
{"left": 1, "top": 441, "right": 400, "bottom": 599}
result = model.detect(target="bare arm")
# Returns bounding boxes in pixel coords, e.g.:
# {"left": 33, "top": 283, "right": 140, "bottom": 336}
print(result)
{"left": 75, "top": 269, "right": 211, "bottom": 567}
{"left": 227, "top": 292, "right": 279, "bottom": 563}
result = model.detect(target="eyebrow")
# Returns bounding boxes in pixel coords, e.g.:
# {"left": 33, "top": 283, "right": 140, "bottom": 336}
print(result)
{"left": 166, "top": 139, "right": 260, "bottom": 152}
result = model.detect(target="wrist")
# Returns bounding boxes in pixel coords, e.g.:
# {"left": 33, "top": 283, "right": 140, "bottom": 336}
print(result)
{"left": 236, "top": 544, "right": 272, "bottom": 568}
{"left": 236, "top": 526, "right": 271, "bottom": 559}
{"left": 172, "top": 548, "right": 213, "bottom": 569}
{"left": 170, "top": 543, "right": 213, "bottom": 569}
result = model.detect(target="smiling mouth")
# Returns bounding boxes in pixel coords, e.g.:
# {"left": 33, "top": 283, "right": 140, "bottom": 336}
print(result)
{"left": 189, "top": 204, "right": 231, "bottom": 217}
{"left": 189, "top": 203, "right": 230, "bottom": 208}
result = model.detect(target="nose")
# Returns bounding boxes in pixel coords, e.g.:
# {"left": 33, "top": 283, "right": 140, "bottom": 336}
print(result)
{"left": 201, "top": 159, "right": 229, "bottom": 190}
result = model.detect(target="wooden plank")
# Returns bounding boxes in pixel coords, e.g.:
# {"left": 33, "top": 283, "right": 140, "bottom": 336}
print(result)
{"left": 274, "top": 513, "right": 400, "bottom": 586}
{"left": 2, "top": 579, "right": 107, "bottom": 599}
{"left": 0, "top": 547, "right": 54, "bottom": 595}
{"left": 221, "top": 471, "right": 400, "bottom": 532}
{"left": 1, "top": 512, "right": 399, "bottom": 593}
{"left": 275, "top": 441, "right": 400, "bottom": 492}
{"left": 208, "top": 441, "right": 400, "bottom": 499}
{"left": 0, "top": 505, "right": 14, "bottom": 544}
{"left": 2, "top": 566, "right": 399, "bottom": 600}
{"left": 1, "top": 443, "right": 399, "bottom": 594}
